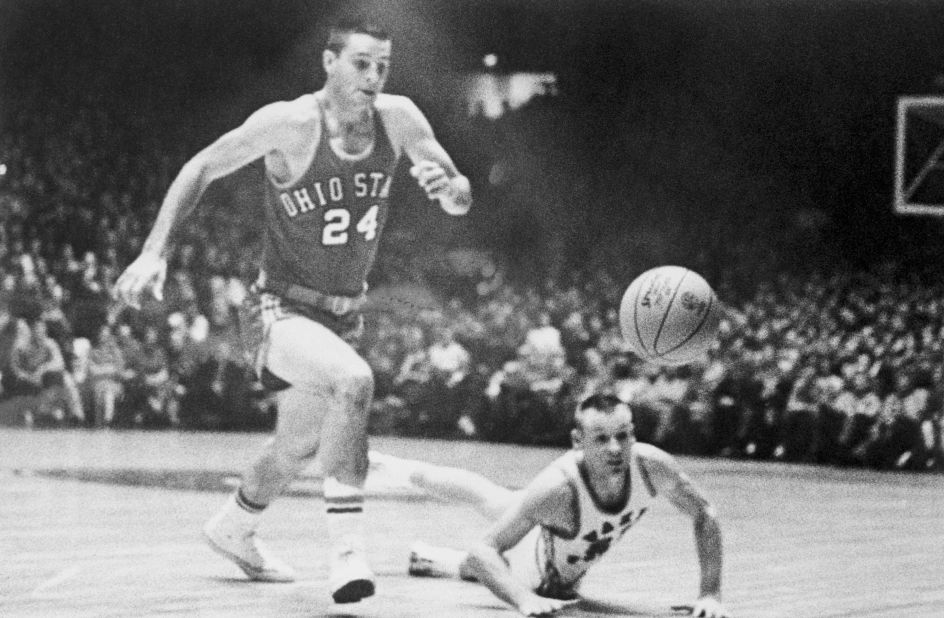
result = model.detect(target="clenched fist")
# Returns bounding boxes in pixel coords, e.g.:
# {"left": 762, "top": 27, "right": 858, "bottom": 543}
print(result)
{"left": 113, "top": 252, "right": 167, "bottom": 309}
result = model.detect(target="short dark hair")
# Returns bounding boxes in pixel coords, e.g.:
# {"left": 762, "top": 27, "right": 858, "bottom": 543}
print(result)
{"left": 575, "top": 393, "right": 632, "bottom": 429}
{"left": 578, "top": 393, "right": 625, "bottom": 412}
{"left": 326, "top": 17, "right": 390, "bottom": 53}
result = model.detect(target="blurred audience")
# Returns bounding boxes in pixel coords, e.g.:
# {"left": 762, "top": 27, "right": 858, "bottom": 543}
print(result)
{"left": 8, "top": 312, "right": 84, "bottom": 426}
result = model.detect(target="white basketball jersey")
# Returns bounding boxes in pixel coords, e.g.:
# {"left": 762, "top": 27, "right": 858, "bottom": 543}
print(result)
{"left": 506, "top": 446, "right": 656, "bottom": 599}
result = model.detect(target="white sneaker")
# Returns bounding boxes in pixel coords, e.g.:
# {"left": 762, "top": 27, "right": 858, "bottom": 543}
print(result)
{"left": 203, "top": 518, "right": 295, "bottom": 583}
{"left": 329, "top": 546, "right": 375, "bottom": 603}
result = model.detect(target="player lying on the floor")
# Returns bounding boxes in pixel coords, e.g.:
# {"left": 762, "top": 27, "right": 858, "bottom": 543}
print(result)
{"left": 371, "top": 392, "right": 732, "bottom": 618}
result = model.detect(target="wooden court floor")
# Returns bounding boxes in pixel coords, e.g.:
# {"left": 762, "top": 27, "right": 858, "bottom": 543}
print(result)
{"left": 1, "top": 428, "right": 942, "bottom": 617}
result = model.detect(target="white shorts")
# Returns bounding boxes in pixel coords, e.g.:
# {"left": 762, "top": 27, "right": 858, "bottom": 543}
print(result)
{"left": 504, "top": 527, "right": 545, "bottom": 592}
{"left": 503, "top": 527, "right": 582, "bottom": 600}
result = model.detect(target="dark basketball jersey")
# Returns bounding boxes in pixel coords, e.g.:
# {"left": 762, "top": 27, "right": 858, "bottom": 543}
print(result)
{"left": 261, "top": 98, "right": 399, "bottom": 297}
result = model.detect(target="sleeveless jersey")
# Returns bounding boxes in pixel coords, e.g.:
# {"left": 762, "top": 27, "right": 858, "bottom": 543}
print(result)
{"left": 261, "top": 96, "right": 400, "bottom": 297}
{"left": 506, "top": 446, "right": 656, "bottom": 599}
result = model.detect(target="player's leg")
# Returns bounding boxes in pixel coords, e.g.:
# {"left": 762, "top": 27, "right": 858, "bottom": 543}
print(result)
{"left": 369, "top": 451, "right": 518, "bottom": 520}
{"left": 204, "top": 315, "right": 375, "bottom": 599}
{"left": 203, "top": 320, "right": 331, "bottom": 583}
{"left": 267, "top": 314, "right": 376, "bottom": 602}
{"left": 368, "top": 452, "right": 522, "bottom": 581}
{"left": 238, "top": 386, "right": 333, "bottom": 506}
{"left": 405, "top": 459, "right": 519, "bottom": 578}
{"left": 410, "top": 526, "right": 543, "bottom": 589}
{"left": 305, "top": 356, "right": 374, "bottom": 602}
{"left": 202, "top": 392, "right": 321, "bottom": 581}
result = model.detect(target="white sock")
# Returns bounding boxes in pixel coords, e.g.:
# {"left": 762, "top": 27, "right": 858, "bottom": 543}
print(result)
{"left": 415, "top": 542, "right": 466, "bottom": 578}
{"left": 323, "top": 477, "right": 366, "bottom": 553}
{"left": 214, "top": 490, "right": 264, "bottom": 534}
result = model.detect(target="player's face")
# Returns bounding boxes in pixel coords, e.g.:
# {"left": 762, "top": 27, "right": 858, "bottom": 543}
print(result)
{"left": 574, "top": 405, "right": 636, "bottom": 476}
{"left": 324, "top": 33, "right": 392, "bottom": 109}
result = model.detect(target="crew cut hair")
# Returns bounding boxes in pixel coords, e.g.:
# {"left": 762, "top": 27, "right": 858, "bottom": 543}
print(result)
{"left": 574, "top": 393, "right": 633, "bottom": 429}
{"left": 326, "top": 17, "right": 391, "bottom": 53}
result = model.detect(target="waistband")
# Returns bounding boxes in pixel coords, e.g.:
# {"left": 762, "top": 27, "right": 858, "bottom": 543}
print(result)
{"left": 256, "top": 274, "right": 367, "bottom": 316}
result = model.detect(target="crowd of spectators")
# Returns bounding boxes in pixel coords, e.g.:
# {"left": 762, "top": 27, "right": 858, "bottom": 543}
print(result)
{"left": 0, "top": 92, "right": 941, "bottom": 475}
{"left": 363, "top": 264, "right": 944, "bottom": 474}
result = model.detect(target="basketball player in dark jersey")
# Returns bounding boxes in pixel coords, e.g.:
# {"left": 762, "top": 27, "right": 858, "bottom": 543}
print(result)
{"left": 371, "top": 394, "right": 730, "bottom": 617}
{"left": 113, "top": 19, "right": 471, "bottom": 604}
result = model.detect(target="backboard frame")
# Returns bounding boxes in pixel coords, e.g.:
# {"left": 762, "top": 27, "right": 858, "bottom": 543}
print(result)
{"left": 894, "top": 95, "right": 944, "bottom": 216}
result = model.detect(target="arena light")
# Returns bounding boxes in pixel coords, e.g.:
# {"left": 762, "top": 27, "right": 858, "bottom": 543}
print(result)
{"left": 462, "top": 71, "right": 558, "bottom": 119}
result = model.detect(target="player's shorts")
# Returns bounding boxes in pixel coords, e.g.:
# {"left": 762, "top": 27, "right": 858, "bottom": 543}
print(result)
{"left": 503, "top": 527, "right": 582, "bottom": 601}
{"left": 237, "top": 288, "right": 364, "bottom": 379}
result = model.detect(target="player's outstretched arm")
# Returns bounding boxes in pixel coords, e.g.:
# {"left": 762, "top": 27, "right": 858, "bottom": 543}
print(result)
{"left": 114, "top": 103, "right": 294, "bottom": 308}
{"left": 380, "top": 95, "right": 472, "bottom": 216}
{"left": 637, "top": 444, "right": 732, "bottom": 618}
{"left": 465, "top": 469, "right": 572, "bottom": 617}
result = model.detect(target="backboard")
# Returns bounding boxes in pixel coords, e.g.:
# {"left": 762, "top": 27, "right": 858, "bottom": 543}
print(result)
{"left": 894, "top": 96, "right": 944, "bottom": 216}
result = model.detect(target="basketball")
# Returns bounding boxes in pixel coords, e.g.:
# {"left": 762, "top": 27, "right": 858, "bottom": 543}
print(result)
{"left": 619, "top": 265, "right": 721, "bottom": 366}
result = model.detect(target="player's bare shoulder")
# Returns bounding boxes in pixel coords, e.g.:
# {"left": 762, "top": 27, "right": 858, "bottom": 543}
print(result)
{"left": 373, "top": 93, "right": 429, "bottom": 152}
{"left": 257, "top": 94, "right": 321, "bottom": 142}
{"left": 252, "top": 94, "right": 322, "bottom": 182}
{"left": 520, "top": 461, "right": 579, "bottom": 532}
{"left": 633, "top": 441, "right": 674, "bottom": 464}
{"left": 531, "top": 462, "right": 575, "bottom": 498}
{"left": 633, "top": 442, "right": 683, "bottom": 492}
{"left": 373, "top": 93, "right": 420, "bottom": 118}
{"left": 633, "top": 442, "right": 716, "bottom": 518}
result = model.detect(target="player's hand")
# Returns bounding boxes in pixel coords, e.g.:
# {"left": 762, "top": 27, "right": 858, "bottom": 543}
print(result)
{"left": 690, "top": 595, "right": 731, "bottom": 618}
{"left": 410, "top": 160, "right": 455, "bottom": 202}
{"left": 515, "top": 593, "right": 574, "bottom": 616}
{"left": 113, "top": 251, "right": 167, "bottom": 309}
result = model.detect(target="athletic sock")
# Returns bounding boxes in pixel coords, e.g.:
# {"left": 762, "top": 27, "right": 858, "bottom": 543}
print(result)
{"left": 323, "top": 477, "right": 367, "bottom": 553}
{"left": 215, "top": 488, "right": 266, "bottom": 534}
{"left": 414, "top": 542, "right": 466, "bottom": 578}
{"left": 236, "top": 487, "right": 268, "bottom": 513}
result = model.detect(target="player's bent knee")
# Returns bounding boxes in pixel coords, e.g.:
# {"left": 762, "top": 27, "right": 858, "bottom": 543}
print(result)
{"left": 335, "top": 364, "right": 374, "bottom": 408}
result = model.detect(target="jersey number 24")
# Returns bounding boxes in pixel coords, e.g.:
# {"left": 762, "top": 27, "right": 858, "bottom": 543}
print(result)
{"left": 322, "top": 205, "right": 379, "bottom": 245}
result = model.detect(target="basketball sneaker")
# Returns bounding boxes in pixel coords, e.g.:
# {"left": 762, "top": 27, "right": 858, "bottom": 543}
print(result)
{"left": 202, "top": 517, "right": 295, "bottom": 583}
{"left": 329, "top": 545, "right": 375, "bottom": 603}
